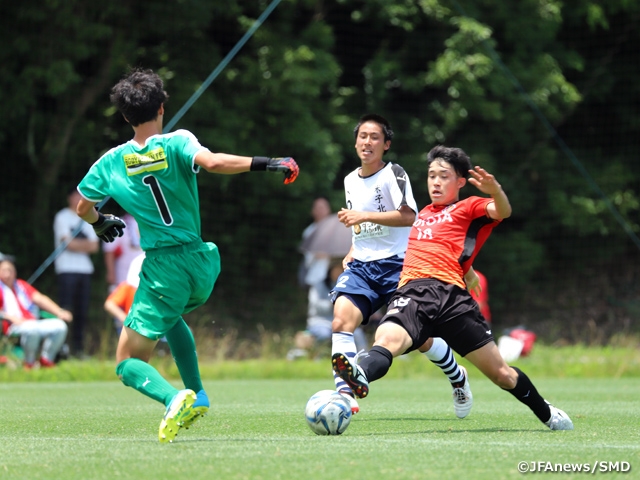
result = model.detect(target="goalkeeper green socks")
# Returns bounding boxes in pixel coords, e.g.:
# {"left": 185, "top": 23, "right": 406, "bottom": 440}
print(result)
{"left": 116, "top": 358, "right": 178, "bottom": 406}
{"left": 165, "top": 318, "right": 204, "bottom": 393}
{"left": 115, "top": 319, "right": 203, "bottom": 406}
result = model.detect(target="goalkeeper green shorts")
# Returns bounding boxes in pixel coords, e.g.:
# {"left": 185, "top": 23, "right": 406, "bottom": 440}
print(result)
{"left": 125, "top": 240, "right": 221, "bottom": 340}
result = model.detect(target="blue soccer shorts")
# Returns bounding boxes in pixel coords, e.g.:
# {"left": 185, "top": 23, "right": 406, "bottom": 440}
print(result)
{"left": 330, "top": 255, "right": 404, "bottom": 324}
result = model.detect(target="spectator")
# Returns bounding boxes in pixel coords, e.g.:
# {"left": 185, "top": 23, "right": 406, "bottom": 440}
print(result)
{"left": 104, "top": 252, "right": 145, "bottom": 336}
{"left": 302, "top": 197, "right": 332, "bottom": 242}
{"left": 288, "top": 260, "right": 366, "bottom": 360}
{"left": 103, "top": 211, "right": 142, "bottom": 292}
{"left": 53, "top": 187, "right": 99, "bottom": 357}
{"left": 0, "top": 254, "right": 72, "bottom": 369}
{"left": 298, "top": 196, "right": 332, "bottom": 287}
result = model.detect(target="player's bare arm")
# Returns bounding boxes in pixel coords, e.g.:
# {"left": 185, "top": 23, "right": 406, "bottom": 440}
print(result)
{"left": 104, "top": 299, "right": 127, "bottom": 324}
{"left": 342, "top": 245, "right": 355, "bottom": 270}
{"left": 196, "top": 152, "right": 299, "bottom": 184}
{"left": 76, "top": 198, "right": 126, "bottom": 243}
{"left": 337, "top": 205, "right": 415, "bottom": 228}
{"left": 195, "top": 152, "right": 252, "bottom": 173}
{"left": 467, "top": 166, "right": 512, "bottom": 220}
{"left": 464, "top": 266, "right": 481, "bottom": 296}
{"left": 77, "top": 198, "right": 99, "bottom": 223}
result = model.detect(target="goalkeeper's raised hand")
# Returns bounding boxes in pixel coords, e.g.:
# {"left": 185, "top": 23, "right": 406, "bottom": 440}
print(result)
{"left": 266, "top": 157, "right": 299, "bottom": 184}
{"left": 251, "top": 157, "right": 299, "bottom": 184}
{"left": 91, "top": 213, "right": 126, "bottom": 243}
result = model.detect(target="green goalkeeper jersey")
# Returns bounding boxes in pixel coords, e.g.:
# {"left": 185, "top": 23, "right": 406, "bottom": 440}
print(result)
{"left": 78, "top": 130, "right": 207, "bottom": 250}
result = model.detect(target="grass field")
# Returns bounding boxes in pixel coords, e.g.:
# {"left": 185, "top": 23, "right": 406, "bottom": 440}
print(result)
{"left": 1, "top": 348, "right": 639, "bottom": 480}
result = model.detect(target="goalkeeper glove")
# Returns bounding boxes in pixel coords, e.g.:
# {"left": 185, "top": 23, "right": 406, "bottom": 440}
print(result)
{"left": 251, "top": 157, "right": 299, "bottom": 184}
{"left": 91, "top": 212, "right": 126, "bottom": 243}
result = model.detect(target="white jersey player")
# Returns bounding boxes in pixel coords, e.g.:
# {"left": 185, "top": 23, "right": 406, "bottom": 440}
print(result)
{"left": 344, "top": 162, "right": 417, "bottom": 262}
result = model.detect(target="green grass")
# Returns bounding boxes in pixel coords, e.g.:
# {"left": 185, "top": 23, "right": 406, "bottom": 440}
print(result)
{"left": 1, "top": 375, "right": 639, "bottom": 479}
{"left": 2, "top": 344, "right": 640, "bottom": 382}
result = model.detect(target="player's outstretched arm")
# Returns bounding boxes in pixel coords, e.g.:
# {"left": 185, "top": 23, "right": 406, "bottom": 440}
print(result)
{"left": 195, "top": 152, "right": 299, "bottom": 184}
{"left": 337, "top": 205, "right": 415, "bottom": 228}
{"left": 467, "top": 166, "right": 512, "bottom": 220}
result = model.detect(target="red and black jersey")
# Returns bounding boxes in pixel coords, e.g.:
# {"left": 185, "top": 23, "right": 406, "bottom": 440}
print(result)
{"left": 399, "top": 196, "right": 500, "bottom": 289}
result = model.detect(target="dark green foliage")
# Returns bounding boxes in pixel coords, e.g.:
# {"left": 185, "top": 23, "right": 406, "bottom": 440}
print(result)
{"left": 0, "top": 0, "right": 638, "bottom": 339}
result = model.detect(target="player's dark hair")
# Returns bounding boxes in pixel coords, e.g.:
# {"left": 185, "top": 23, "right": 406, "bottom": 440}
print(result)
{"left": 110, "top": 68, "right": 169, "bottom": 127}
{"left": 427, "top": 145, "right": 472, "bottom": 178}
{"left": 353, "top": 114, "right": 394, "bottom": 143}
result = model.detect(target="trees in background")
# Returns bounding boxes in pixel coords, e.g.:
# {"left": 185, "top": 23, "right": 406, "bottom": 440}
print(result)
{"left": 1, "top": 0, "right": 638, "bottom": 339}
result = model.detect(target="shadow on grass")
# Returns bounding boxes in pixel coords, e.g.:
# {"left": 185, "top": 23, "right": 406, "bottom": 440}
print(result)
{"left": 359, "top": 427, "right": 545, "bottom": 435}
{"left": 349, "top": 417, "right": 547, "bottom": 435}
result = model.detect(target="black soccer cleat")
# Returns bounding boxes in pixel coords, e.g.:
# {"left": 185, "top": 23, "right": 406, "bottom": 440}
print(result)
{"left": 332, "top": 353, "right": 369, "bottom": 399}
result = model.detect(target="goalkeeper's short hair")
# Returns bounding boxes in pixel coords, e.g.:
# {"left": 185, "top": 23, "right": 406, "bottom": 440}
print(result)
{"left": 110, "top": 68, "right": 169, "bottom": 127}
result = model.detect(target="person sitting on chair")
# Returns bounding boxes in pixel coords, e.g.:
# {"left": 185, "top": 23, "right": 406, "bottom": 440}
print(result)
{"left": 0, "top": 254, "right": 73, "bottom": 369}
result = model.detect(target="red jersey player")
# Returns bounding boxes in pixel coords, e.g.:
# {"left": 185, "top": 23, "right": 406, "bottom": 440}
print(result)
{"left": 333, "top": 145, "right": 573, "bottom": 431}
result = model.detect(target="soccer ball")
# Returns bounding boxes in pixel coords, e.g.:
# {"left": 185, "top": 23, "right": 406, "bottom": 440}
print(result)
{"left": 304, "top": 390, "right": 352, "bottom": 435}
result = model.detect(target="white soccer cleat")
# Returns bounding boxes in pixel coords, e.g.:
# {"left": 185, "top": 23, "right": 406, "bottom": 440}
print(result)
{"left": 452, "top": 366, "right": 473, "bottom": 419}
{"left": 339, "top": 391, "right": 360, "bottom": 415}
{"left": 545, "top": 403, "right": 574, "bottom": 430}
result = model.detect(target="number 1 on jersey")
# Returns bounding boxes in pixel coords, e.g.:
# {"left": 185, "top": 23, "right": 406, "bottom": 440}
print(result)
{"left": 143, "top": 175, "right": 173, "bottom": 225}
